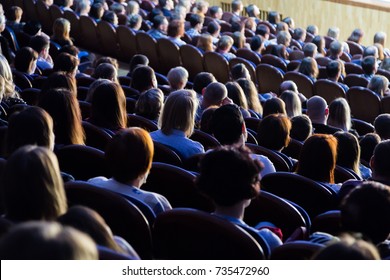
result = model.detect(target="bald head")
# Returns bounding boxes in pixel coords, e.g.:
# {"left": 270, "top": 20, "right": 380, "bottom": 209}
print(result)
{"left": 202, "top": 82, "right": 228, "bottom": 109}
{"left": 307, "top": 96, "right": 328, "bottom": 124}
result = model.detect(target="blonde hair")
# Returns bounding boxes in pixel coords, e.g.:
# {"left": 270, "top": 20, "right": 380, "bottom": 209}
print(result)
{"left": 328, "top": 98, "right": 352, "bottom": 131}
{"left": 197, "top": 33, "right": 214, "bottom": 52}
{"left": 159, "top": 90, "right": 198, "bottom": 137}
{"left": 280, "top": 90, "right": 302, "bottom": 118}
{"left": 52, "top": 18, "right": 71, "bottom": 41}
{"left": 0, "top": 54, "right": 17, "bottom": 99}
{"left": 368, "top": 75, "right": 389, "bottom": 98}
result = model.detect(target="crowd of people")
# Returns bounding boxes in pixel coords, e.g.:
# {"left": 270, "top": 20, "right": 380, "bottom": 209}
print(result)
{"left": 0, "top": 0, "right": 389, "bottom": 260}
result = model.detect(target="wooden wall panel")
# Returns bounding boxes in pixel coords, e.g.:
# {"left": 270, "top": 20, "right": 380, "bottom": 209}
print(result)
{"left": 209, "top": 0, "right": 390, "bottom": 47}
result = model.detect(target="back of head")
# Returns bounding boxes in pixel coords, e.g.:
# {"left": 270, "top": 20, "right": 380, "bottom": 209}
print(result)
{"left": 290, "top": 114, "right": 312, "bottom": 142}
{"left": 14, "top": 47, "right": 38, "bottom": 73}
{"left": 306, "top": 25, "right": 318, "bottom": 35}
{"left": 231, "top": 63, "right": 251, "bottom": 81}
{"left": 3, "top": 146, "right": 67, "bottom": 222}
{"left": 53, "top": 53, "right": 79, "bottom": 75}
{"left": 328, "top": 97, "right": 351, "bottom": 131}
{"left": 210, "top": 104, "right": 244, "bottom": 145}
{"left": 6, "top": 106, "right": 54, "bottom": 156}
{"left": 106, "top": 128, "right": 154, "bottom": 184}
{"left": 196, "top": 146, "right": 262, "bottom": 207}
{"left": 348, "top": 28, "right": 364, "bottom": 43}
{"left": 160, "top": 90, "right": 198, "bottom": 136}
{"left": 280, "top": 90, "right": 302, "bottom": 118}
{"left": 135, "top": 88, "right": 164, "bottom": 121}
{"left": 41, "top": 71, "right": 77, "bottom": 95}
{"left": 341, "top": 181, "right": 390, "bottom": 244}
{"left": 129, "top": 54, "right": 149, "bottom": 74}
{"left": 131, "top": 65, "right": 157, "bottom": 93}
{"left": 167, "top": 66, "right": 189, "bottom": 90}
{"left": 262, "top": 98, "right": 286, "bottom": 118}
{"left": 279, "top": 80, "right": 298, "bottom": 94}
{"left": 371, "top": 139, "right": 390, "bottom": 179}
{"left": 256, "top": 24, "right": 270, "bottom": 37}
{"left": 334, "top": 131, "right": 360, "bottom": 174}
{"left": 327, "top": 27, "right": 340, "bottom": 39}
{"left": 368, "top": 75, "right": 389, "bottom": 98}
{"left": 307, "top": 96, "right": 328, "bottom": 123}
{"left": 256, "top": 113, "right": 291, "bottom": 151}
{"left": 203, "top": 82, "right": 228, "bottom": 107}
{"left": 329, "top": 40, "right": 342, "bottom": 57}
{"left": 326, "top": 60, "right": 342, "bottom": 79}
{"left": 374, "top": 114, "right": 390, "bottom": 140}
{"left": 0, "top": 221, "right": 97, "bottom": 259}
{"left": 359, "top": 133, "right": 380, "bottom": 163}
{"left": 296, "top": 134, "right": 337, "bottom": 183}
{"left": 267, "top": 11, "right": 280, "bottom": 24}
{"left": 303, "top": 42, "right": 317, "bottom": 58}
{"left": 226, "top": 81, "right": 248, "bottom": 109}
{"left": 29, "top": 35, "right": 49, "bottom": 54}
{"left": 193, "top": 72, "right": 216, "bottom": 94}
{"left": 361, "top": 56, "right": 377, "bottom": 75}
{"left": 92, "top": 63, "right": 117, "bottom": 82}
{"left": 236, "top": 78, "right": 263, "bottom": 115}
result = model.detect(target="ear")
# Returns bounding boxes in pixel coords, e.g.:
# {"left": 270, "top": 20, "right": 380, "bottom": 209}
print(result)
{"left": 370, "top": 155, "right": 375, "bottom": 170}
{"left": 201, "top": 87, "right": 206, "bottom": 96}
{"left": 325, "top": 107, "right": 329, "bottom": 116}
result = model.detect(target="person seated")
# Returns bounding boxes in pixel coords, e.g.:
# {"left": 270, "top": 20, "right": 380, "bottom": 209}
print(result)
{"left": 361, "top": 56, "right": 377, "bottom": 81}
{"left": 0, "top": 221, "right": 98, "bottom": 259}
{"left": 246, "top": 4, "right": 260, "bottom": 24}
{"left": 279, "top": 80, "right": 307, "bottom": 104}
{"left": 231, "top": 63, "right": 251, "bottom": 81}
{"left": 199, "top": 82, "right": 229, "bottom": 118}
{"left": 250, "top": 35, "right": 264, "bottom": 57}
{"left": 167, "top": 19, "right": 186, "bottom": 47}
{"left": 225, "top": 81, "right": 250, "bottom": 118}
{"left": 159, "top": 0, "right": 174, "bottom": 20}
{"left": 210, "top": 104, "right": 276, "bottom": 176}
{"left": 296, "top": 134, "right": 341, "bottom": 192}
{"left": 326, "top": 60, "right": 349, "bottom": 92}
{"left": 374, "top": 31, "right": 390, "bottom": 58}
{"left": 196, "top": 33, "right": 214, "bottom": 53}
{"left": 147, "top": 15, "right": 168, "bottom": 40}
{"left": 306, "top": 24, "right": 319, "bottom": 36}
{"left": 135, "top": 88, "right": 164, "bottom": 123}
{"left": 293, "top": 27, "right": 306, "bottom": 48}
{"left": 368, "top": 75, "right": 389, "bottom": 98}
{"left": 193, "top": 72, "right": 216, "bottom": 99}
{"left": 347, "top": 28, "right": 364, "bottom": 47}
{"left": 91, "top": 62, "right": 118, "bottom": 83}
{"left": 13, "top": 47, "right": 39, "bottom": 81}
{"left": 303, "top": 42, "right": 317, "bottom": 58}
{"left": 89, "top": 2, "right": 104, "bottom": 22}
{"left": 298, "top": 57, "right": 318, "bottom": 82}
{"left": 102, "top": 10, "right": 118, "bottom": 27}
{"left": 61, "top": 0, "right": 74, "bottom": 12}
{"left": 216, "top": 35, "right": 236, "bottom": 61}
{"left": 130, "top": 65, "right": 157, "bottom": 93}
{"left": 262, "top": 98, "right": 287, "bottom": 118}
{"left": 206, "top": 21, "right": 221, "bottom": 45}
{"left": 128, "top": 14, "right": 142, "bottom": 33}
{"left": 374, "top": 114, "right": 390, "bottom": 140}
{"left": 280, "top": 90, "right": 302, "bottom": 118}
{"left": 0, "top": 14, "right": 14, "bottom": 64}
{"left": 327, "top": 98, "right": 356, "bottom": 135}
{"left": 5, "top": 6, "right": 25, "bottom": 33}
{"left": 75, "top": 0, "right": 91, "bottom": 16}
{"left": 194, "top": 0, "right": 209, "bottom": 19}
{"left": 267, "top": 11, "right": 280, "bottom": 28}
{"left": 306, "top": 96, "right": 342, "bottom": 135}
{"left": 167, "top": 66, "right": 188, "bottom": 91}
{"left": 276, "top": 31, "right": 292, "bottom": 54}
{"left": 312, "top": 35, "right": 326, "bottom": 57}
{"left": 185, "top": 13, "right": 203, "bottom": 39}
{"left": 51, "top": 17, "right": 73, "bottom": 47}
{"left": 236, "top": 78, "right": 263, "bottom": 116}
{"left": 282, "top": 17, "right": 295, "bottom": 29}
{"left": 231, "top": 0, "right": 243, "bottom": 23}
{"left": 290, "top": 114, "right": 312, "bottom": 142}
{"left": 359, "top": 133, "right": 381, "bottom": 165}
{"left": 256, "top": 24, "right": 271, "bottom": 47}
{"left": 196, "top": 146, "right": 282, "bottom": 252}
{"left": 127, "top": 54, "right": 149, "bottom": 78}
{"left": 208, "top": 5, "right": 225, "bottom": 24}
{"left": 340, "top": 181, "right": 390, "bottom": 258}
{"left": 89, "top": 128, "right": 172, "bottom": 214}
{"left": 150, "top": 90, "right": 205, "bottom": 159}
{"left": 232, "top": 31, "right": 249, "bottom": 51}
{"left": 53, "top": 52, "right": 79, "bottom": 78}
{"left": 29, "top": 35, "right": 53, "bottom": 70}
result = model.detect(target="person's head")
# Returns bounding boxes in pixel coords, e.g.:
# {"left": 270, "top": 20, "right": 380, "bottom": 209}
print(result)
{"left": 202, "top": 82, "right": 228, "bottom": 109}
{"left": 370, "top": 139, "right": 390, "bottom": 181}
{"left": 188, "top": 13, "right": 203, "bottom": 31}
{"left": 279, "top": 80, "right": 298, "bottom": 94}
{"left": 193, "top": 72, "right": 216, "bottom": 94}
{"left": 23, "top": 20, "right": 42, "bottom": 36}
{"left": 199, "top": 106, "right": 217, "bottom": 134}
{"left": 3, "top": 146, "right": 67, "bottom": 222}
{"left": 135, "top": 88, "right": 164, "bottom": 121}
{"left": 276, "top": 22, "right": 288, "bottom": 33}
{"left": 128, "top": 13, "right": 142, "bottom": 30}
{"left": 217, "top": 35, "right": 234, "bottom": 52}
{"left": 298, "top": 57, "right": 318, "bottom": 79}
{"left": 303, "top": 42, "right": 317, "bottom": 58}
{"left": 14, "top": 47, "right": 38, "bottom": 75}
{"left": 126, "top": 0, "right": 140, "bottom": 16}
{"left": 359, "top": 133, "right": 381, "bottom": 164}
{"left": 209, "top": 5, "right": 223, "bottom": 20}
{"left": 130, "top": 65, "right": 157, "bottom": 93}
{"left": 327, "top": 27, "right": 340, "bottom": 39}
{"left": 328, "top": 98, "right": 352, "bottom": 131}
{"left": 231, "top": 63, "right": 251, "bottom": 81}
{"left": 361, "top": 56, "right": 377, "bottom": 76}
{"left": 29, "top": 35, "right": 50, "bottom": 59}
{"left": 341, "top": 181, "right": 390, "bottom": 244}
{"left": 293, "top": 27, "right": 306, "bottom": 42}
{"left": 374, "top": 114, "right": 390, "bottom": 140}
{"left": 256, "top": 114, "right": 291, "bottom": 151}
{"left": 7, "top": 6, "right": 23, "bottom": 22}
{"left": 0, "top": 14, "right": 5, "bottom": 33}
{"left": 196, "top": 146, "right": 262, "bottom": 207}
{"left": 374, "top": 31, "right": 387, "bottom": 46}
{"left": 231, "top": 21, "right": 244, "bottom": 33}
{"left": 262, "top": 98, "right": 287, "bottom": 118}
{"left": 159, "top": 90, "right": 198, "bottom": 137}
{"left": 167, "top": 66, "right": 189, "bottom": 90}
{"left": 280, "top": 90, "right": 302, "bottom": 118}
{"left": 256, "top": 24, "right": 270, "bottom": 40}
{"left": 92, "top": 63, "right": 118, "bottom": 82}
{"left": 306, "top": 24, "right": 319, "bottom": 36}
{"left": 0, "top": 221, "right": 98, "bottom": 259}
{"left": 41, "top": 71, "right": 77, "bottom": 95}
{"left": 290, "top": 114, "right": 312, "bottom": 142}
{"left": 250, "top": 35, "right": 264, "bottom": 53}
{"left": 102, "top": 10, "right": 118, "bottom": 25}
{"left": 129, "top": 54, "right": 149, "bottom": 74}
{"left": 297, "top": 134, "right": 338, "bottom": 183}
{"left": 334, "top": 131, "right": 361, "bottom": 175}
{"left": 59, "top": 45, "right": 80, "bottom": 57}
{"left": 93, "top": 56, "right": 119, "bottom": 70}
{"left": 210, "top": 104, "right": 245, "bottom": 145}
{"left": 110, "top": 2, "right": 125, "bottom": 15}
{"left": 89, "top": 2, "right": 104, "bottom": 20}
{"left": 312, "top": 35, "right": 325, "bottom": 55}
{"left": 314, "top": 233, "right": 380, "bottom": 260}
{"left": 368, "top": 75, "right": 389, "bottom": 98}
{"left": 207, "top": 21, "right": 221, "bottom": 37}
{"left": 58, "top": 205, "right": 124, "bottom": 253}
{"left": 348, "top": 28, "right": 364, "bottom": 44}
{"left": 246, "top": 4, "right": 260, "bottom": 18}
{"left": 106, "top": 127, "right": 154, "bottom": 184}
{"left": 326, "top": 60, "right": 343, "bottom": 80}
{"left": 363, "top": 45, "right": 379, "bottom": 58}
{"left": 231, "top": 0, "right": 243, "bottom": 14}
{"left": 236, "top": 78, "right": 263, "bottom": 115}
{"left": 282, "top": 17, "right": 295, "bottom": 29}
{"left": 6, "top": 106, "right": 54, "bottom": 156}
{"left": 267, "top": 11, "right": 280, "bottom": 25}
{"left": 89, "top": 81, "right": 127, "bottom": 131}
{"left": 152, "top": 15, "right": 168, "bottom": 33}
{"left": 197, "top": 33, "right": 214, "bottom": 52}
{"left": 276, "top": 31, "right": 291, "bottom": 47}
{"left": 53, "top": 53, "right": 79, "bottom": 77}
{"left": 0, "top": 54, "right": 16, "bottom": 99}
{"left": 232, "top": 31, "right": 246, "bottom": 49}
{"left": 226, "top": 81, "right": 248, "bottom": 110}
{"left": 167, "top": 19, "right": 185, "bottom": 38}
{"left": 245, "top": 18, "right": 256, "bottom": 32}
{"left": 159, "top": 0, "right": 174, "bottom": 10}
{"left": 52, "top": 18, "right": 71, "bottom": 40}
{"left": 307, "top": 95, "right": 328, "bottom": 124}
{"left": 39, "top": 87, "right": 85, "bottom": 145}
{"left": 269, "top": 44, "right": 288, "bottom": 60}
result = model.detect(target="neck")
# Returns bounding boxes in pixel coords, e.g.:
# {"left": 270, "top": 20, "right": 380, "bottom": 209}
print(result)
{"left": 214, "top": 200, "right": 249, "bottom": 220}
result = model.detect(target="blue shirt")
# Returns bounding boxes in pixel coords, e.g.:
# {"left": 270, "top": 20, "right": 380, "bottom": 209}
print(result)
{"left": 147, "top": 29, "right": 168, "bottom": 40}
{"left": 150, "top": 129, "right": 205, "bottom": 159}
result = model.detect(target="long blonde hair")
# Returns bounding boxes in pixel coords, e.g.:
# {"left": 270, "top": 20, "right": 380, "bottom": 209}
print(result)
{"left": 0, "top": 54, "right": 18, "bottom": 99}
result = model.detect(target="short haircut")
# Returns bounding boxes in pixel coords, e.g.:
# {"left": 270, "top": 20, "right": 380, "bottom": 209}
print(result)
{"left": 135, "top": 88, "right": 164, "bottom": 121}
{"left": 193, "top": 72, "right": 216, "bottom": 94}
{"left": 14, "top": 47, "right": 38, "bottom": 73}
{"left": 262, "top": 98, "right": 287, "bottom": 118}
{"left": 361, "top": 56, "right": 376, "bottom": 75}
{"left": 188, "top": 13, "right": 203, "bottom": 28}
{"left": 371, "top": 139, "right": 390, "bottom": 177}
{"left": 92, "top": 63, "right": 118, "bottom": 82}
{"left": 231, "top": 63, "right": 250, "bottom": 81}
{"left": 152, "top": 15, "right": 166, "bottom": 28}
{"left": 303, "top": 42, "right": 317, "bottom": 58}
{"left": 250, "top": 35, "right": 263, "bottom": 52}
{"left": 217, "top": 35, "right": 234, "bottom": 51}
{"left": 267, "top": 11, "right": 280, "bottom": 24}
{"left": 105, "top": 128, "right": 154, "bottom": 183}
{"left": 341, "top": 181, "right": 390, "bottom": 244}
{"left": 167, "top": 19, "right": 184, "bottom": 37}
{"left": 207, "top": 21, "right": 220, "bottom": 35}
{"left": 326, "top": 60, "right": 342, "bottom": 79}
{"left": 159, "top": 90, "right": 198, "bottom": 136}
{"left": 210, "top": 104, "right": 243, "bottom": 145}
{"left": 29, "top": 35, "right": 49, "bottom": 53}
{"left": 130, "top": 65, "right": 157, "bottom": 92}
{"left": 329, "top": 40, "right": 342, "bottom": 56}
{"left": 209, "top": 6, "right": 221, "bottom": 17}
{"left": 256, "top": 113, "right": 291, "bottom": 151}
{"left": 359, "top": 133, "right": 380, "bottom": 163}
{"left": 7, "top": 6, "right": 22, "bottom": 21}
{"left": 129, "top": 54, "right": 149, "bottom": 73}
{"left": 290, "top": 114, "right": 312, "bottom": 142}
{"left": 203, "top": 82, "right": 228, "bottom": 106}
{"left": 231, "top": 0, "right": 243, "bottom": 12}
{"left": 53, "top": 52, "right": 79, "bottom": 75}
{"left": 374, "top": 114, "right": 390, "bottom": 140}
{"left": 256, "top": 24, "right": 270, "bottom": 37}
{"left": 196, "top": 146, "right": 262, "bottom": 207}
{"left": 167, "top": 66, "right": 189, "bottom": 90}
